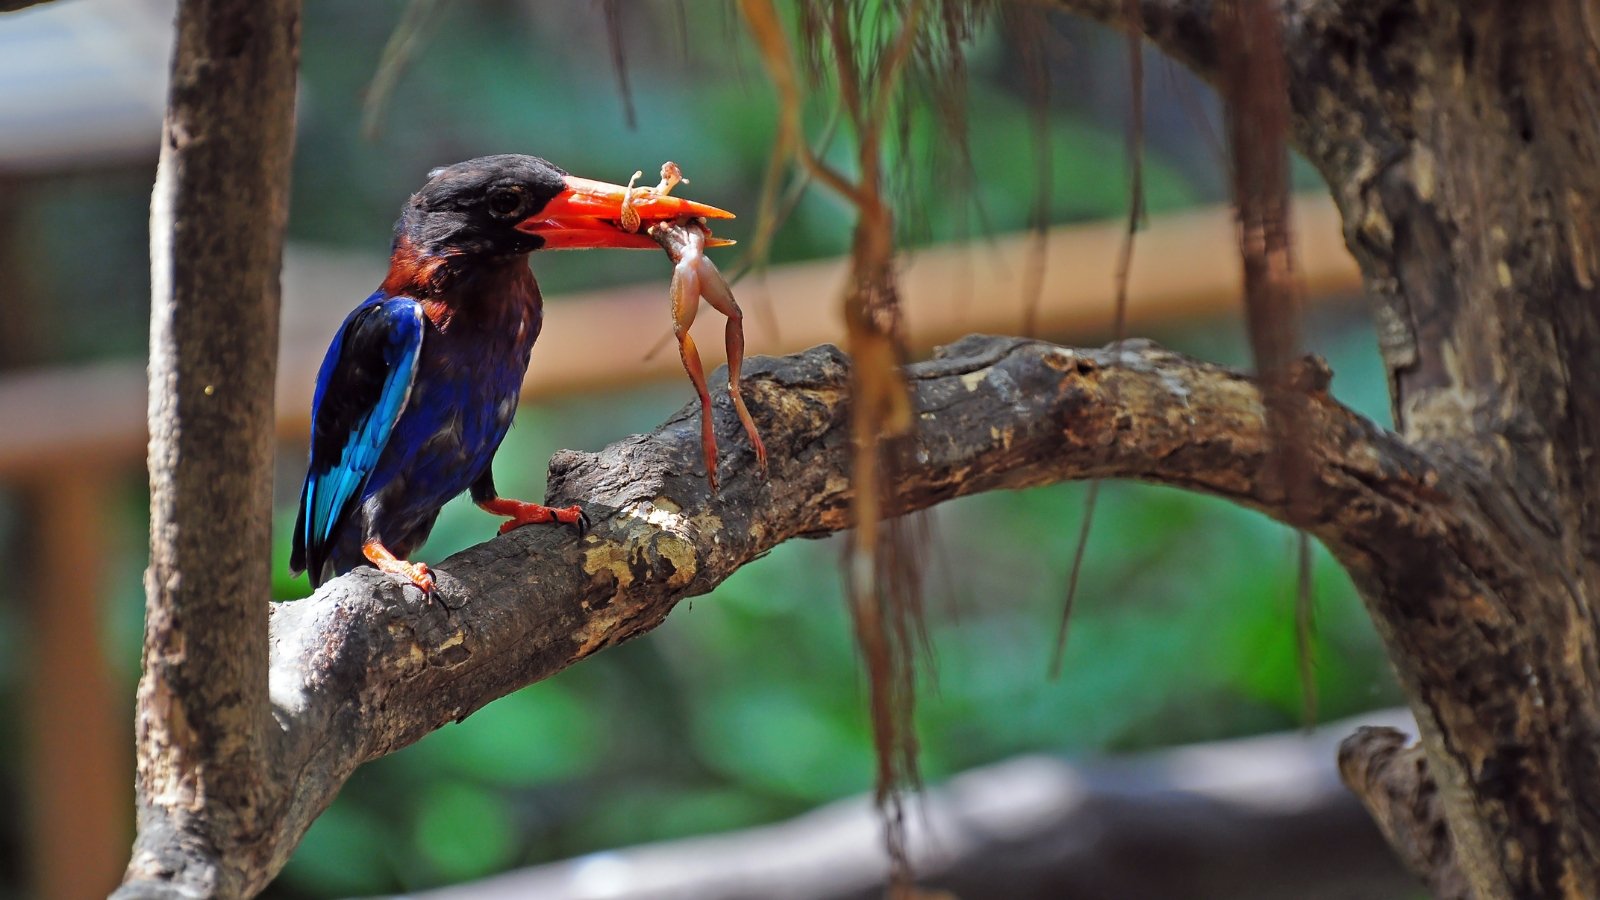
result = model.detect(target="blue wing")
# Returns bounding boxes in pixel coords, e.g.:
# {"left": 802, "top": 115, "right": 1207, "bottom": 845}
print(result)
{"left": 291, "top": 292, "right": 426, "bottom": 584}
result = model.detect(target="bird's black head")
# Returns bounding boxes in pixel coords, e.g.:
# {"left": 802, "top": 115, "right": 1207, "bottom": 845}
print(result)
{"left": 397, "top": 154, "right": 570, "bottom": 259}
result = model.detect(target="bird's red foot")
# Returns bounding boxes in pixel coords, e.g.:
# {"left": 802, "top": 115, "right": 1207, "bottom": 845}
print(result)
{"left": 479, "top": 497, "right": 590, "bottom": 536}
{"left": 363, "top": 539, "right": 434, "bottom": 593}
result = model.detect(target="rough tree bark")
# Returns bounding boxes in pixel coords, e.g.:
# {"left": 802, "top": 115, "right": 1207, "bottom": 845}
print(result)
{"left": 119, "top": 0, "right": 300, "bottom": 897}
{"left": 1050, "top": 0, "right": 1600, "bottom": 897}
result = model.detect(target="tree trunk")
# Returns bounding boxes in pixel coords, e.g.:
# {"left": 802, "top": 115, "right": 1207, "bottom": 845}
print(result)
{"left": 119, "top": 0, "right": 299, "bottom": 896}
{"left": 1053, "top": 1, "right": 1600, "bottom": 896}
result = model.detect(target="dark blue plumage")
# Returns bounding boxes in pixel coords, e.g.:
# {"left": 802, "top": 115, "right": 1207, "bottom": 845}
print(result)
{"left": 290, "top": 279, "right": 540, "bottom": 586}
{"left": 291, "top": 154, "right": 733, "bottom": 592}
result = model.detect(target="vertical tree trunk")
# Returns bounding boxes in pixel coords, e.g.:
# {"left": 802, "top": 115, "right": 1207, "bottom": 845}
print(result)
{"left": 1295, "top": 4, "right": 1600, "bottom": 896}
{"left": 118, "top": 1, "right": 299, "bottom": 896}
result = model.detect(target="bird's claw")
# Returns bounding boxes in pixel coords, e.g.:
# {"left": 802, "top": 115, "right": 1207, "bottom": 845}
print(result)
{"left": 494, "top": 501, "right": 589, "bottom": 537}
{"left": 402, "top": 564, "right": 435, "bottom": 595}
{"left": 363, "top": 539, "right": 435, "bottom": 595}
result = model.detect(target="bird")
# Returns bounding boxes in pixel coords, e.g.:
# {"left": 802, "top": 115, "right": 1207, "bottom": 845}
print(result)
{"left": 291, "top": 154, "right": 733, "bottom": 593}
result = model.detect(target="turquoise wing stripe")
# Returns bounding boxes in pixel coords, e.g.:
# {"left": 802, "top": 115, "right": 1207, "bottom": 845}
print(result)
{"left": 303, "top": 299, "right": 424, "bottom": 550}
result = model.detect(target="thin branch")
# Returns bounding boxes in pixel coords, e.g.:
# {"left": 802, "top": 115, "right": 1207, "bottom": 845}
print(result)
{"left": 825, "top": 3, "right": 867, "bottom": 132}
{"left": 798, "top": 139, "right": 872, "bottom": 208}
{"left": 864, "top": 0, "right": 926, "bottom": 132}
{"left": 1049, "top": 479, "right": 1100, "bottom": 676}
{"left": 599, "top": 0, "right": 638, "bottom": 129}
{"left": 119, "top": 335, "right": 1459, "bottom": 893}
{"left": 1216, "top": 0, "right": 1317, "bottom": 726}
{"left": 1008, "top": 1, "right": 1054, "bottom": 340}
{"left": 728, "top": 109, "right": 844, "bottom": 283}
{"left": 1051, "top": 0, "right": 1146, "bottom": 677}
{"left": 361, "top": 0, "right": 444, "bottom": 140}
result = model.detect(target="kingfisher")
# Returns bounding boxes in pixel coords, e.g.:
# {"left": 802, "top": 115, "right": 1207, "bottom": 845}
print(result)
{"left": 291, "top": 154, "right": 733, "bottom": 593}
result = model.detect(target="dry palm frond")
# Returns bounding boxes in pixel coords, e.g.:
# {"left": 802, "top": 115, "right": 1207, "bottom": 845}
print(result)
{"left": 739, "top": 0, "right": 997, "bottom": 886}
{"left": 1216, "top": 0, "right": 1317, "bottom": 723}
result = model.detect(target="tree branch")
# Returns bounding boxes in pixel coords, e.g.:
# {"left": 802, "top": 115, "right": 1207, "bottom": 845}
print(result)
{"left": 122, "top": 334, "right": 1450, "bottom": 893}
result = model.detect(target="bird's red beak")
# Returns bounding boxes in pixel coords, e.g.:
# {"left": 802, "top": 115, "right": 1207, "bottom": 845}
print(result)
{"left": 517, "top": 175, "right": 736, "bottom": 250}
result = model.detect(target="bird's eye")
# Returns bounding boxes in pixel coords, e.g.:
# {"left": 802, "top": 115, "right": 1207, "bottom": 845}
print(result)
{"left": 487, "top": 188, "right": 522, "bottom": 216}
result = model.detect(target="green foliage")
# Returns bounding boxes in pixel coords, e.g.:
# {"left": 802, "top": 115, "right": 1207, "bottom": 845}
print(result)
{"left": 411, "top": 783, "right": 519, "bottom": 882}
{"left": 282, "top": 803, "right": 396, "bottom": 897}
{"left": 418, "top": 686, "right": 600, "bottom": 787}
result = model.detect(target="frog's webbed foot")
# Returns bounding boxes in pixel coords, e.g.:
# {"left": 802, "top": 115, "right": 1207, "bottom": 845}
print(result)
{"left": 618, "top": 169, "right": 646, "bottom": 233}
{"left": 654, "top": 161, "right": 687, "bottom": 196}
{"left": 620, "top": 163, "right": 688, "bottom": 234}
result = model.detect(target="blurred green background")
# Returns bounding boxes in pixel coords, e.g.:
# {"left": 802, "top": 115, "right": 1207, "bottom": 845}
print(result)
{"left": 0, "top": 1, "right": 1404, "bottom": 897}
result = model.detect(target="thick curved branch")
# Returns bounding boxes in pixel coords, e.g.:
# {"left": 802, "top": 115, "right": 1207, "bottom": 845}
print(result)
{"left": 123, "top": 334, "right": 1449, "bottom": 894}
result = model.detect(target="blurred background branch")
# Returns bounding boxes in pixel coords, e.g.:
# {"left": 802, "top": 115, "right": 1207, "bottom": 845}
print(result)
{"left": 413, "top": 708, "right": 1419, "bottom": 900}
{"left": 1339, "top": 726, "right": 1472, "bottom": 900}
